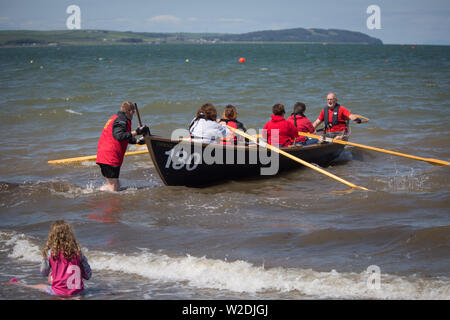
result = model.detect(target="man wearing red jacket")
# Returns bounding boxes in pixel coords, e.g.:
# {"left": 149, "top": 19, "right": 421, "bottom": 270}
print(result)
{"left": 96, "top": 101, "right": 149, "bottom": 191}
{"left": 312, "top": 93, "right": 361, "bottom": 140}
{"left": 263, "top": 104, "right": 299, "bottom": 147}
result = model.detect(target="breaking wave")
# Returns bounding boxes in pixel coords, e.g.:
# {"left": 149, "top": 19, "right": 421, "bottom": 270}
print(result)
{"left": 1, "top": 231, "right": 448, "bottom": 299}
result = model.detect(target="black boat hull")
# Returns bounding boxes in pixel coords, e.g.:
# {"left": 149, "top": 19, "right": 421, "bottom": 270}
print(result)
{"left": 145, "top": 136, "right": 345, "bottom": 187}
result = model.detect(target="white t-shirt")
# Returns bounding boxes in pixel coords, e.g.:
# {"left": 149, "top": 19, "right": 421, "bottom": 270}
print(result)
{"left": 189, "top": 118, "right": 230, "bottom": 143}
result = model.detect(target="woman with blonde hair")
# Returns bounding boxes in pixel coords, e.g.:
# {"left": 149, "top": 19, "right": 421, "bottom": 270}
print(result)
{"left": 9, "top": 220, "right": 92, "bottom": 296}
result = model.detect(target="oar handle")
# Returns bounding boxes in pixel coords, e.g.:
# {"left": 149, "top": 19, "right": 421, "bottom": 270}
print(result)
{"left": 134, "top": 103, "right": 143, "bottom": 127}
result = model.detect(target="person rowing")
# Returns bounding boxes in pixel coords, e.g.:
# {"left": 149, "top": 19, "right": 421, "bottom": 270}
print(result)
{"left": 312, "top": 93, "right": 361, "bottom": 140}
{"left": 262, "top": 103, "right": 299, "bottom": 147}
{"left": 189, "top": 103, "right": 230, "bottom": 143}
{"left": 287, "top": 102, "right": 318, "bottom": 146}
{"left": 218, "top": 104, "right": 246, "bottom": 145}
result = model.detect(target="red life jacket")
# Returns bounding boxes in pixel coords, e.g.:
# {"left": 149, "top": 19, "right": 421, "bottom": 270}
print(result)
{"left": 220, "top": 119, "right": 238, "bottom": 145}
{"left": 321, "top": 104, "right": 350, "bottom": 133}
{"left": 96, "top": 114, "right": 131, "bottom": 167}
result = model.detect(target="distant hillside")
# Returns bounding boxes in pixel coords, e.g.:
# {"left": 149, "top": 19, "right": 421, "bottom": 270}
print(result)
{"left": 0, "top": 28, "right": 382, "bottom": 46}
{"left": 206, "top": 28, "right": 383, "bottom": 44}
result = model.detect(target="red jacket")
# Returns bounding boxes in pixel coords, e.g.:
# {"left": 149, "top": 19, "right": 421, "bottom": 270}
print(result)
{"left": 318, "top": 105, "right": 351, "bottom": 132}
{"left": 287, "top": 114, "right": 315, "bottom": 143}
{"left": 263, "top": 115, "right": 299, "bottom": 147}
{"left": 96, "top": 113, "right": 132, "bottom": 167}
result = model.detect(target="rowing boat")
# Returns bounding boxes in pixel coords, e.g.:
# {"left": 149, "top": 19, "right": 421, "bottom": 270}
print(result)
{"left": 144, "top": 135, "right": 345, "bottom": 187}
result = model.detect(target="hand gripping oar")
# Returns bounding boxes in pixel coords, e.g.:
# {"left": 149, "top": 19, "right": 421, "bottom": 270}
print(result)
{"left": 134, "top": 102, "right": 151, "bottom": 143}
{"left": 226, "top": 125, "right": 369, "bottom": 191}
{"left": 297, "top": 132, "right": 450, "bottom": 166}
{"left": 352, "top": 114, "right": 370, "bottom": 123}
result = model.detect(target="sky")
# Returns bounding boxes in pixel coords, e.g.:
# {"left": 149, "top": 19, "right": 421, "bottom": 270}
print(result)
{"left": 0, "top": 0, "right": 449, "bottom": 45}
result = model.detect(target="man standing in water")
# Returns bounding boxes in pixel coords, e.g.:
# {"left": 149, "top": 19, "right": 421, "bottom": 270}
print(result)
{"left": 96, "top": 101, "right": 149, "bottom": 191}
{"left": 312, "top": 93, "right": 361, "bottom": 140}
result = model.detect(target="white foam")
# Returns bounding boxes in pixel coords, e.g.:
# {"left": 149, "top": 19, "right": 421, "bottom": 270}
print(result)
{"left": 80, "top": 161, "right": 97, "bottom": 167}
{"left": 22, "top": 179, "right": 98, "bottom": 198}
{"left": 49, "top": 187, "right": 97, "bottom": 197}
{"left": 375, "top": 168, "right": 431, "bottom": 192}
{"left": 1, "top": 232, "right": 42, "bottom": 263}
{"left": 65, "top": 109, "right": 83, "bottom": 115}
{"left": 1, "top": 231, "right": 449, "bottom": 299}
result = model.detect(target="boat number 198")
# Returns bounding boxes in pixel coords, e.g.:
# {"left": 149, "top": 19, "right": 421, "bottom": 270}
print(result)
{"left": 165, "top": 149, "right": 201, "bottom": 171}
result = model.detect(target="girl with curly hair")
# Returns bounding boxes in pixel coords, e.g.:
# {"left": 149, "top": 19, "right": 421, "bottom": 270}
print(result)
{"left": 9, "top": 220, "right": 92, "bottom": 296}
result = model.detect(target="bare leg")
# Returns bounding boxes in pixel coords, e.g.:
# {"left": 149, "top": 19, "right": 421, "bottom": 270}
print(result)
{"left": 8, "top": 279, "right": 48, "bottom": 292}
{"left": 26, "top": 284, "right": 48, "bottom": 291}
{"left": 99, "top": 178, "right": 120, "bottom": 192}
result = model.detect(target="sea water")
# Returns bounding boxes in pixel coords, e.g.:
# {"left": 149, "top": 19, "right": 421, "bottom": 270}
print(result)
{"left": 0, "top": 44, "right": 449, "bottom": 299}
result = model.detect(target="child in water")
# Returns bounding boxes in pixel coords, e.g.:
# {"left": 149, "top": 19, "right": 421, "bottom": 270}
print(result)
{"left": 9, "top": 220, "right": 92, "bottom": 296}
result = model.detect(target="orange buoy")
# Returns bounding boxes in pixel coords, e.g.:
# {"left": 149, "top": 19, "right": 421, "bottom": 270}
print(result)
{"left": 238, "top": 57, "right": 245, "bottom": 63}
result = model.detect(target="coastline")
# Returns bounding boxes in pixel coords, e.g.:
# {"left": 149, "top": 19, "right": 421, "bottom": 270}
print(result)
{"left": 0, "top": 41, "right": 384, "bottom": 48}
{"left": 2, "top": 42, "right": 448, "bottom": 49}
{"left": 0, "top": 28, "right": 384, "bottom": 47}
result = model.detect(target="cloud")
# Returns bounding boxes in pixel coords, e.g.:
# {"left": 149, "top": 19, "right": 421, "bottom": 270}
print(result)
{"left": 113, "top": 18, "right": 130, "bottom": 23}
{"left": 147, "top": 15, "right": 181, "bottom": 24}
{"left": 217, "top": 18, "right": 248, "bottom": 23}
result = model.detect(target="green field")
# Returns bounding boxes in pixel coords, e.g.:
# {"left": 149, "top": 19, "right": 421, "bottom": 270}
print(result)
{"left": 0, "top": 30, "right": 223, "bottom": 46}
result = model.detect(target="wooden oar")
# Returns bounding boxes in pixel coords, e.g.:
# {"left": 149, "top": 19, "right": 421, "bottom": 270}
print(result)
{"left": 134, "top": 103, "right": 143, "bottom": 127}
{"left": 227, "top": 125, "right": 369, "bottom": 191}
{"left": 48, "top": 150, "right": 148, "bottom": 164}
{"left": 297, "top": 132, "right": 450, "bottom": 166}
